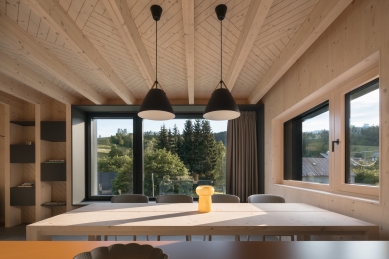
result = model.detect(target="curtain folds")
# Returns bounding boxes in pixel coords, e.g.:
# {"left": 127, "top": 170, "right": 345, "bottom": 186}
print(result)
{"left": 226, "top": 111, "right": 258, "bottom": 202}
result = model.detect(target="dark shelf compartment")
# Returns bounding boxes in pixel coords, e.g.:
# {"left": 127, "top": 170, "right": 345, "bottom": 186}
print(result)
{"left": 10, "top": 145, "right": 35, "bottom": 163}
{"left": 10, "top": 187, "right": 35, "bottom": 206}
{"left": 41, "top": 202, "right": 66, "bottom": 206}
{"left": 41, "top": 162, "right": 66, "bottom": 181}
{"left": 41, "top": 121, "right": 66, "bottom": 142}
{"left": 10, "top": 121, "right": 35, "bottom": 126}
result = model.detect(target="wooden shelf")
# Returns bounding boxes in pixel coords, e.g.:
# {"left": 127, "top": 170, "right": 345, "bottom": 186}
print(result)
{"left": 41, "top": 121, "right": 66, "bottom": 142}
{"left": 41, "top": 162, "right": 66, "bottom": 181}
{"left": 10, "top": 121, "right": 35, "bottom": 126}
{"left": 10, "top": 187, "right": 35, "bottom": 206}
{"left": 10, "top": 145, "right": 35, "bottom": 163}
{"left": 41, "top": 202, "right": 66, "bottom": 206}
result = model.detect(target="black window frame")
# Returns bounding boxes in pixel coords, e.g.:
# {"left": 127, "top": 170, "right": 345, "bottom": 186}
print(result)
{"left": 71, "top": 105, "right": 264, "bottom": 203}
{"left": 284, "top": 101, "right": 329, "bottom": 182}
{"left": 344, "top": 78, "right": 379, "bottom": 184}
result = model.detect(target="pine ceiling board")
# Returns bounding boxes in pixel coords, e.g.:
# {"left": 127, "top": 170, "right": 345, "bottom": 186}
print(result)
{"left": 245, "top": 51, "right": 268, "bottom": 76}
{"left": 93, "top": 0, "right": 106, "bottom": 15}
{"left": 128, "top": 0, "right": 150, "bottom": 24}
{"left": 257, "top": 5, "right": 315, "bottom": 41}
{"left": 46, "top": 28, "right": 59, "bottom": 43}
{"left": 17, "top": 0, "right": 30, "bottom": 31}
{"left": 58, "top": 0, "right": 72, "bottom": 11}
{"left": 238, "top": 55, "right": 265, "bottom": 81}
{"left": 273, "top": 39, "right": 285, "bottom": 52}
{"left": 54, "top": 35, "right": 66, "bottom": 47}
{"left": 261, "top": 46, "right": 278, "bottom": 63}
{"left": 0, "top": 39, "right": 84, "bottom": 99}
{"left": 159, "top": 21, "right": 185, "bottom": 50}
{"left": 255, "top": 22, "right": 301, "bottom": 49}
{"left": 67, "top": 0, "right": 86, "bottom": 21}
{"left": 267, "top": 43, "right": 281, "bottom": 57}
{"left": 75, "top": 0, "right": 99, "bottom": 30}
{"left": 194, "top": 0, "right": 235, "bottom": 27}
{"left": 27, "top": 9, "right": 40, "bottom": 36}
{"left": 253, "top": 47, "right": 273, "bottom": 68}
{"left": 267, "top": 0, "right": 297, "bottom": 17}
{"left": 82, "top": 26, "right": 129, "bottom": 52}
{"left": 88, "top": 13, "right": 121, "bottom": 37}
{"left": 36, "top": 18, "right": 50, "bottom": 40}
{"left": 229, "top": 6, "right": 248, "bottom": 29}
{"left": 35, "top": 38, "right": 119, "bottom": 98}
{"left": 194, "top": 36, "right": 228, "bottom": 76}
{"left": 0, "top": 0, "right": 6, "bottom": 12}
{"left": 5, "top": 0, "right": 18, "bottom": 22}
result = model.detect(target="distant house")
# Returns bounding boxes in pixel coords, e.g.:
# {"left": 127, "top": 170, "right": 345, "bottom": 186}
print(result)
{"left": 302, "top": 157, "right": 355, "bottom": 184}
{"left": 371, "top": 152, "right": 379, "bottom": 161}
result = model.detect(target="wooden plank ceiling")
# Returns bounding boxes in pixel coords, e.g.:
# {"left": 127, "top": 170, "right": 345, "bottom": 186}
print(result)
{"left": 0, "top": 0, "right": 351, "bottom": 105}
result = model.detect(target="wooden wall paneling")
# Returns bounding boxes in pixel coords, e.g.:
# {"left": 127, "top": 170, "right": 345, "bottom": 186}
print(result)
{"left": 0, "top": 0, "right": 6, "bottom": 13}
{"left": 0, "top": 50, "right": 80, "bottom": 104}
{"left": 0, "top": 11, "right": 107, "bottom": 104}
{"left": 27, "top": 0, "right": 137, "bottom": 104}
{"left": 262, "top": 0, "right": 389, "bottom": 239}
{"left": 250, "top": 0, "right": 353, "bottom": 104}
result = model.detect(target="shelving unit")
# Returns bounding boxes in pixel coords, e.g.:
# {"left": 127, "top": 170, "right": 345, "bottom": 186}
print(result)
{"left": 41, "top": 162, "right": 66, "bottom": 181}
{"left": 10, "top": 145, "right": 35, "bottom": 163}
{"left": 10, "top": 187, "right": 35, "bottom": 206}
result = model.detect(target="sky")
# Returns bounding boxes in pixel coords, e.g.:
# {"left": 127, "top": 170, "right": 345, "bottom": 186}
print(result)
{"left": 303, "top": 89, "right": 379, "bottom": 132}
{"left": 97, "top": 118, "right": 227, "bottom": 137}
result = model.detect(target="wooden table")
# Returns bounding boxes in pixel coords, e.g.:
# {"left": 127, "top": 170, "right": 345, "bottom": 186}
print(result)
{"left": 26, "top": 203, "right": 379, "bottom": 241}
{"left": 2, "top": 241, "right": 389, "bottom": 259}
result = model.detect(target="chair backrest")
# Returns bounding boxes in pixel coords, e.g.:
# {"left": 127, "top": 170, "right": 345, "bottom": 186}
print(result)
{"left": 212, "top": 194, "right": 240, "bottom": 203}
{"left": 111, "top": 194, "right": 149, "bottom": 203}
{"left": 156, "top": 194, "right": 193, "bottom": 203}
{"left": 247, "top": 194, "right": 285, "bottom": 203}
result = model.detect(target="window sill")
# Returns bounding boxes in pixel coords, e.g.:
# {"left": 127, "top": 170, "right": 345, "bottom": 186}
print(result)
{"left": 274, "top": 183, "right": 380, "bottom": 205}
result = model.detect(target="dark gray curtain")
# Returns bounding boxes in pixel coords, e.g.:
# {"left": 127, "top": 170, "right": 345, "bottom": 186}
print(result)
{"left": 226, "top": 111, "right": 258, "bottom": 202}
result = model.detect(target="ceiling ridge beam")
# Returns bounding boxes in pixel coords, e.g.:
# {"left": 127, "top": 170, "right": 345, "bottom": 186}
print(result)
{"left": 224, "top": 0, "right": 273, "bottom": 91}
{"left": 26, "top": 0, "right": 137, "bottom": 104}
{"left": 249, "top": 0, "right": 353, "bottom": 104}
{"left": 103, "top": 0, "right": 155, "bottom": 88}
{"left": 0, "top": 50, "right": 80, "bottom": 104}
{"left": 0, "top": 11, "right": 107, "bottom": 105}
{"left": 181, "top": 0, "right": 195, "bottom": 104}
{"left": 0, "top": 73, "right": 52, "bottom": 105}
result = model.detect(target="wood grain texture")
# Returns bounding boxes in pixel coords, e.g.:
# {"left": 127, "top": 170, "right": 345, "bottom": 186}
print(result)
{"left": 182, "top": 0, "right": 195, "bottom": 104}
{"left": 0, "top": 11, "right": 107, "bottom": 104}
{"left": 249, "top": 0, "right": 353, "bottom": 103}
{"left": 26, "top": 0, "right": 137, "bottom": 104}
{"left": 26, "top": 203, "right": 378, "bottom": 240}
{"left": 262, "top": 0, "right": 389, "bottom": 240}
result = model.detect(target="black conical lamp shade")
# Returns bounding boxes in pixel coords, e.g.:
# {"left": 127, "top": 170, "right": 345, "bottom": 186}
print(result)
{"left": 203, "top": 88, "right": 240, "bottom": 120}
{"left": 138, "top": 88, "right": 175, "bottom": 120}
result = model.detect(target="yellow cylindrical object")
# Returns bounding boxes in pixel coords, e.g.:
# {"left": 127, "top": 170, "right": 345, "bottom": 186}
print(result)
{"left": 196, "top": 185, "right": 214, "bottom": 213}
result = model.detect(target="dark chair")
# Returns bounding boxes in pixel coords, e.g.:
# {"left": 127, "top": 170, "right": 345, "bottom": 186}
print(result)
{"left": 73, "top": 243, "right": 168, "bottom": 259}
{"left": 105, "top": 194, "right": 149, "bottom": 241}
{"left": 247, "top": 194, "right": 293, "bottom": 241}
{"left": 205, "top": 194, "right": 240, "bottom": 241}
{"left": 156, "top": 194, "right": 193, "bottom": 241}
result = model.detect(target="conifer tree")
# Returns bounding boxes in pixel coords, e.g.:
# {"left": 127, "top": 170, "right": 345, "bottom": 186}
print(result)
{"left": 157, "top": 124, "right": 169, "bottom": 150}
{"left": 180, "top": 120, "right": 194, "bottom": 172}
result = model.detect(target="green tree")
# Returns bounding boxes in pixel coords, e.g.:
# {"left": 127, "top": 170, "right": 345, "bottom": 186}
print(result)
{"left": 157, "top": 124, "right": 169, "bottom": 150}
{"left": 109, "top": 144, "right": 124, "bottom": 158}
{"left": 144, "top": 148, "right": 189, "bottom": 196}
{"left": 180, "top": 120, "right": 194, "bottom": 171}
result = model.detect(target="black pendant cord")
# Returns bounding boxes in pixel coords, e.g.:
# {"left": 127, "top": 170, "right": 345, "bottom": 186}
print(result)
{"left": 155, "top": 20, "right": 158, "bottom": 89}
{"left": 220, "top": 19, "right": 223, "bottom": 88}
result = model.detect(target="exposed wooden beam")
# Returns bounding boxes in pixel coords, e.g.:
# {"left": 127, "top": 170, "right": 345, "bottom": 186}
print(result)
{"left": 103, "top": 0, "right": 155, "bottom": 88}
{"left": 0, "top": 50, "right": 79, "bottom": 104}
{"left": 0, "top": 73, "right": 51, "bottom": 105}
{"left": 26, "top": 0, "right": 136, "bottom": 104}
{"left": 249, "top": 0, "right": 353, "bottom": 104}
{"left": 224, "top": 0, "right": 273, "bottom": 91}
{"left": 181, "top": 0, "right": 195, "bottom": 104}
{"left": 0, "top": 11, "right": 107, "bottom": 104}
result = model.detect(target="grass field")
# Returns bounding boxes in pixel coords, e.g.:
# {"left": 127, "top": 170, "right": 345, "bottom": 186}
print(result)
{"left": 97, "top": 137, "right": 132, "bottom": 159}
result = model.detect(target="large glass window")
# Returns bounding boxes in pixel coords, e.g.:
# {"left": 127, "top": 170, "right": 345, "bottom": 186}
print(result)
{"left": 284, "top": 102, "right": 330, "bottom": 184}
{"left": 143, "top": 118, "right": 227, "bottom": 197}
{"left": 90, "top": 118, "right": 134, "bottom": 196}
{"left": 345, "top": 79, "right": 379, "bottom": 186}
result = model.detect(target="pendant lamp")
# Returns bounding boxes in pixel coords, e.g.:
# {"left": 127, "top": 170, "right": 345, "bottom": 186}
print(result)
{"left": 138, "top": 5, "right": 175, "bottom": 121}
{"left": 203, "top": 4, "right": 240, "bottom": 121}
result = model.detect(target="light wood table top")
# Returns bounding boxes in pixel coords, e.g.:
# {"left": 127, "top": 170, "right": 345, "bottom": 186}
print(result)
{"left": 2, "top": 241, "right": 389, "bottom": 259}
{"left": 26, "top": 203, "right": 378, "bottom": 240}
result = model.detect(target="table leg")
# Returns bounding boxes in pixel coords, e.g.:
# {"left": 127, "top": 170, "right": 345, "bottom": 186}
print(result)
{"left": 26, "top": 226, "right": 51, "bottom": 241}
{"left": 297, "top": 235, "right": 311, "bottom": 241}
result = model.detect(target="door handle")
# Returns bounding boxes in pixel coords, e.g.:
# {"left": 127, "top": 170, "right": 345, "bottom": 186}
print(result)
{"left": 332, "top": 139, "right": 339, "bottom": 152}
